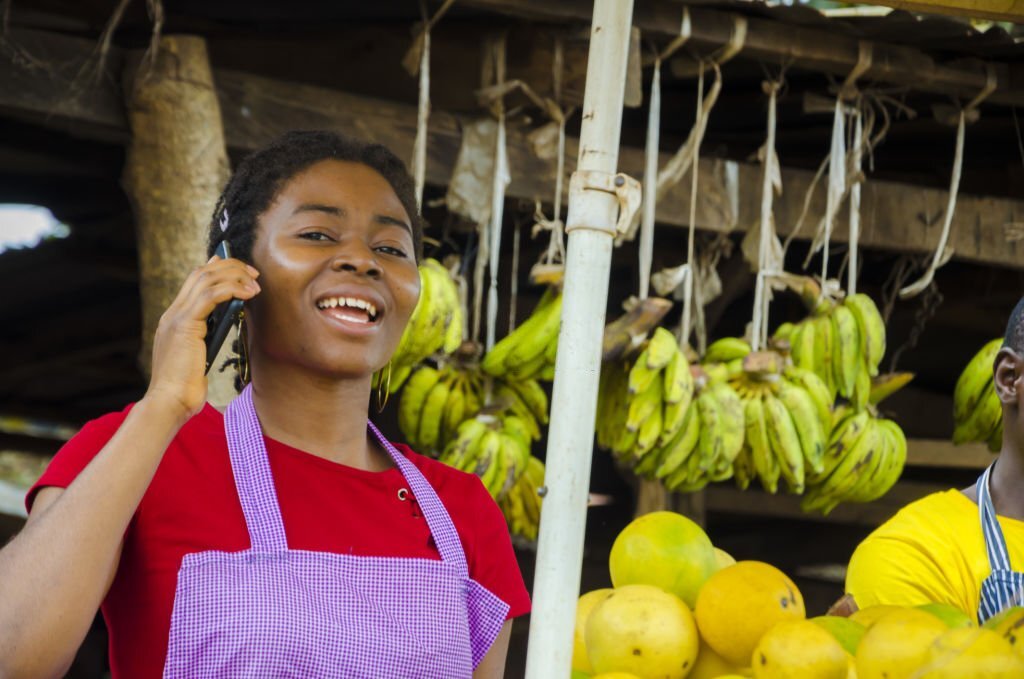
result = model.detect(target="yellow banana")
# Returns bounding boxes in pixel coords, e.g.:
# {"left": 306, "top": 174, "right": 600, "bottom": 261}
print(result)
{"left": 441, "top": 376, "right": 468, "bottom": 444}
{"left": 655, "top": 406, "right": 700, "bottom": 479}
{"left": 831, "top": 304, "right": 861, "bottom": 399}
{"left": 628, "top": 349, "right": 661, "bottom": 396}
{"left": 953, "top": 338, "right": 1001, "bottom": 423}
{"left": 813, "top": 314, "right": 837, "bottom": 397}
{"left": 506, "top": 378, "right": 549, "bottom": 425}
{"left": 635, "top": 400, "right": 664, "bottom": 457}
{"left": 505, "top": 294, "right": 563, "bottom": 371}
{"left": 662, "top": 348, "right": 694, "bottom": 406}
{"left": 790, "top": 321, "right": 818, "bottom": 375}
{"left": 775, "top": 380, "right": 826, "bottom": 476}
{"left": 710, "top": 382, "right": 746, "bottom": 464}
{"left": 440, "top": 418, "right": 488, "bottom": 468}
{"left": 398, "top": 366, "right": 440, "bottom": 444}
{"left": 417, "top": 377, "right": 451, "bottom": 452}
{"left": 626, "top": 378, "right": 663, "bottom": 433}
{"left": 745, "top": 395, "right": 780, "bottom": 494}
{"left": 704, "top": 336, "right": 752, "bottom": 364}
{"left": 646, "top": 327, "right": 679, "bottom": 371}
{"left": 763, "top": 393, "right": 805, "bottom": 494}
{"left": 844, "top": 293, "right": 886, "bottom": 376}
{"left": 783, "top": 365, "right": 832, "bottom": 430}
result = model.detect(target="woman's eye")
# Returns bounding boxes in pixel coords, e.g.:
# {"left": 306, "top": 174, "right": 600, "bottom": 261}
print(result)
{"left": 376, "top": 245, "right": 408, "bottom": 257}
{"left": 300, "top": 231, "right": 333, "bottom": 242}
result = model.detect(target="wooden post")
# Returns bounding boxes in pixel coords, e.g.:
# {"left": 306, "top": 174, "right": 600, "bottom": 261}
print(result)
{"left": 122, "top": 36, "right": 236, "bottom": 407}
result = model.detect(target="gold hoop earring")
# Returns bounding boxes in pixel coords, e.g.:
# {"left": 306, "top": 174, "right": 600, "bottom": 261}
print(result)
{"left": 376, "top": 362, "right": 392, "bottom": 413}
{"left": 237, "top": 313, "right": 251, "bottom": 386}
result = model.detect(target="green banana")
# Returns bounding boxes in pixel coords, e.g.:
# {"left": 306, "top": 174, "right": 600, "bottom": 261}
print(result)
{"left": 783, "top": 366, "right": 832, "bottom": 430}
{"left": 763, "top": 393, "right": 805, "bottom": 494}
{"left": 745, "top": 396, "right": 780, "bottom": 494}
{"left": 775, "top": 380, "right": 826, "bottom": 476}
{"left": 416, "top": 377, "right": 451, "bottom": 452}
{"left": 662, "top": 348, "right": 694, "bottom": 405}
{"left": 953, "top": 338, "right": 1001, "bottom": 423}
{"left": 398, "top": 366, "right": 440, "bottom": 443}
{"left": 704, "top": 337, "right": 752, "bottom": 364}
{"left": 655, "top": 406, "right": 700, "bottom": 479}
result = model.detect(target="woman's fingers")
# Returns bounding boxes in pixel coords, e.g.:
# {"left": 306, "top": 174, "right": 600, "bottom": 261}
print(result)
{"left": 173, "top": 257, "right": 260, "bottom": 321}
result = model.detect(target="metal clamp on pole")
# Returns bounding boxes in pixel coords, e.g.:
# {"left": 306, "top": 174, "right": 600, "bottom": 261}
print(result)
{"left": 564, "top": 169, "right": 642, "bottom": 238}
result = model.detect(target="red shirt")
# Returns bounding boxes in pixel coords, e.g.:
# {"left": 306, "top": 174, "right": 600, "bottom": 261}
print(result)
{"left": 28, "top": 403, "right": 530, "bottom": 678}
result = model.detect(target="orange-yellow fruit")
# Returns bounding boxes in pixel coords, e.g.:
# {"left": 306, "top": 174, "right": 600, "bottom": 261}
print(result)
{"left": 983, "top": 605, "right": 1024, "bottom": 660}
{"left": 586, "top": 584, "right": 700, "bottom": 679}
{"left": 573, "top": 589, "right": 615, "bottom": 673}
{"left": 855, "top": 608, "right": 948, "bottom": 679}
{"left": 609, "top": 511, "right": 718, "bottom": 608}
{"left": 695, "top": 561, "right": 805, "bottom": 667}
{"left": 848, "top": 604, "right": 901, "bottom": 630}
{"left": 688, "top": 639, "right": 746, "bottom": 679}
{"left": 752, "top": 619, "right": 848, "bottom": 679}
{"left": 918, "top": 627, "right": 1024, "bottom": 677}
{"left": 714, "top": 547, "right": 737, "bottom": 570}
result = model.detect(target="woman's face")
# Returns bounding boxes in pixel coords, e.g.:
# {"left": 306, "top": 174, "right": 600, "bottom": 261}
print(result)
{"left": 246, "top": 159, "right": 420, "bottom": 379}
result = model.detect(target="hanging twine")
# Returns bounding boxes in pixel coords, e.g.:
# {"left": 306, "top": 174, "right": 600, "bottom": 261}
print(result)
{"left": 405, "top": 0, "right": 457, "bottom": 210}
{"left": 847, "top": 107, "right": 864, "bottom": 295}
{"left": 750, "top": 79, "right": 783, "bottom": 352}
{"left": 485, "top": 35, "right": 509, "bottom": 352}
{"left": 680, "top": 63, "right": 708, "bottom": 348}
{"left": 899, "top": 64, "right": 996, "bottom": 299}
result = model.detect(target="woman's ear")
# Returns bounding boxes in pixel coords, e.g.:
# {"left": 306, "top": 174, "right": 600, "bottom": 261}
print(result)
{"left": 994, "top": 348, "right": 1022, "bottom": 405}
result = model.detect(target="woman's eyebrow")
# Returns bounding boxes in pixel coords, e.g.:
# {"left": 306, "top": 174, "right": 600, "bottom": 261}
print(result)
{"left": 292, "top": 203, "right": 345, "bottom": 218}
{"left": 292, "top": 204, "right": 410, "bottom": 234}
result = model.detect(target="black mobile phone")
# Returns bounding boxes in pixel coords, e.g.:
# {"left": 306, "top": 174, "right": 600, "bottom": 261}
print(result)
{"left": 205, "top": 241, "right": 246, "bottom": 374}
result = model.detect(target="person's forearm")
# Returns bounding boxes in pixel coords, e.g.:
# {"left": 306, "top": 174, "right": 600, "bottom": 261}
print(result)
{"left": 0, "top": 395, "right": 189, "bottom": 678}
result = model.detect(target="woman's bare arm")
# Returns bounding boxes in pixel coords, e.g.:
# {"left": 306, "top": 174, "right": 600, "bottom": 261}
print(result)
{"left": 474, "top": 620, "right": 514, "bottom": 679}
{"left": 0, "top": 256, "right": 259, "bottom": 678}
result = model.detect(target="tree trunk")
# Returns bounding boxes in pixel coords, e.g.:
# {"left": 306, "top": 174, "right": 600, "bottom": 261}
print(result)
{"left": 122, "top": 36, "right": 237, "bottom": 407}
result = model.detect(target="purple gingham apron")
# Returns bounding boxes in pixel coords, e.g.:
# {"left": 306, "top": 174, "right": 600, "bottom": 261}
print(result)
{"left": 162, "top": 384, "right": 509, "bottom": 678}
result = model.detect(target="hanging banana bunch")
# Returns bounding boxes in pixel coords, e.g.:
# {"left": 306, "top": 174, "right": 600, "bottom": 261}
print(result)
{"left": 727, "top": 350, "right": 830, "bottom": 495}
{"left": 438, "top": 413, "right": 536, "bottom": 500}
{"left": 777, "top": 286, "right": 886, "bottom": 411}
{"left": 397, "top": 364, "right": 485, "bottom": 454}
{"left": 801, "top": 372, "right": 913, "bottom": 515}
{"left": 595, "top": 327, "right": 695, "bottom": 463}
{"left": 499, "top": 455, "right": 545, "bottom": 542}
{"left": 398, "top": 361, "right": 549, "bottom": 455}
{"left": 481, "top": 286, "right": 562, "bottom": 382}
{"left": 952, "top": 338, "right": 1003, "bottom": 452}
{"left": 384, "top": 258, "right": 464, "bottom": 392}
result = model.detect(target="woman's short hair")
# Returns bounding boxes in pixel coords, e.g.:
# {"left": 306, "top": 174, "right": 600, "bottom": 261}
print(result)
{"left": 207, "top": 130, "right": 423, "bottom": 263}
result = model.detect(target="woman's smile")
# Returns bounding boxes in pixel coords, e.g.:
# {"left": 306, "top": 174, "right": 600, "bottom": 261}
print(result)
{"left": 246, "top": 159, "right": 421, "bottom": 377}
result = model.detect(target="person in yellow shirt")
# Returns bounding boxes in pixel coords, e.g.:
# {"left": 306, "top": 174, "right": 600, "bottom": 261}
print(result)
{"left": 845, "top": 298, "right": 1024, "bottom": 624}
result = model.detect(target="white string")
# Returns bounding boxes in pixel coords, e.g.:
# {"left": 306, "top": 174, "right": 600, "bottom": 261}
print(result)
{"left": 899, "top": 110, "right": 965, "bottom": 299}
{"left": 680, "top": 63, "right": 706, "bottom": 348}
{"left": 751, "top": 81, "right": 780, "bottom": 352}
{"left": 509, "top": 223, "right": 521, "bottom": 332}
{"left": 412, "top": 31, "right": 430, "bottom": 210}
{"left": 638, "top": 58, "right": 661, "bottom": 300}
{"left": 821, "top": 97, "right": 847, "bottom": 286}
{"left": 485, "top": 37, "right": 509, "bottom": 351}
{"left": 848, "top": 108, "right": 864, "bottom": 295}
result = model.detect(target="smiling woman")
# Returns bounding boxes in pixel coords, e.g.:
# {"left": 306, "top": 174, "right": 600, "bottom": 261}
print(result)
{"left": 0, "top": 131, "right": 529, "bottom": 679}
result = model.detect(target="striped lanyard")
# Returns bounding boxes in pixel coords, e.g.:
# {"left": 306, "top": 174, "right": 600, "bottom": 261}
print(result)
{"left": 976, "top": 462, "right": 1024, "bottom": 623}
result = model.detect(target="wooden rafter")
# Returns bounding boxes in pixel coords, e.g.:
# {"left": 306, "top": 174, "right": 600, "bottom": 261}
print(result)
{"left": 1, "top": 28, "right": 1023, "bottom": 269}
{"left": 856, "top": 1, "right": 1024, "bottom": 22}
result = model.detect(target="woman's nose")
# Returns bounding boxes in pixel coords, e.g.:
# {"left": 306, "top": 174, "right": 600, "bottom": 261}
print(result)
{"left": 331, "top": 242, "right": 381, "bottom": 278}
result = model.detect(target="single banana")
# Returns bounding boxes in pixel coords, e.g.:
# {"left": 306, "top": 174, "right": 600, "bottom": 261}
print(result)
{"left": 398, "top": 366, "right": 440, "bottom": 443}
{"left": 694, "top": 386, "right": 726, "bottom": 471}
{"left": 416, "top": 377, "right": 452, "bottom": 452}
{"left": 506, "top": 378, "right": 550, "bottom": 425}
{"left": 662, "top": 348, "right": 694, "bottom": 406}
{"left": 831, "top": 304, "right": 861, "bottom": 399}
{"left": 710, "top": 381, "right": 746, "bottom": 464}
{"left": 790, "top": 321, "right": 818, "bottom": 375}
{"left": 745, "top": 395, "right": 780, "bottom": 494}
{"left": 953, "top": 338, "right": 1001, "bottom": 424}
{"left": 441, "top": 376, "right": 468, "bottom": 444}
{"left": 783, "top": 365, "right": 832, "bottom": 430}
{"left": 813, "top": 314, "right": 837, "bottom": 398}
{"left": 505, "top": 294, "right": 563, "bottom": 371}
{"left": 844, "top": 293, "right": 886, "bottom": 376}
{"left": 626, "top": 378, "right": 664, "bottom": 434}
{"left": 704, "top": 336, "right": 752, "bottom": 364}
{"left": 628, "top": 348, "right": 661, "bottom": 396}
{"left": 763, "top": 393, "right": 805, "bottom": 494}
{"left": 635, "top": 399, "right": 665, "bottom": 457}
{"left": 775, "top": 380, "right": 826, "bottom": 476}
{"left": 655, "top": 406, "right": 700, "bottom": 479}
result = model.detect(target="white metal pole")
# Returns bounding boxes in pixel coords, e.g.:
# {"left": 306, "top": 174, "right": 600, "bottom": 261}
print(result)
{"left": 524, "top": 2, "right": 635, "bottom": 678}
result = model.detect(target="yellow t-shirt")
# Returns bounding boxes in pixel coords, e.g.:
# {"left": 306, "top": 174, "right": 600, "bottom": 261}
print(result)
{"left": 846, "top": 489, "right": 1024, "bottom": 622}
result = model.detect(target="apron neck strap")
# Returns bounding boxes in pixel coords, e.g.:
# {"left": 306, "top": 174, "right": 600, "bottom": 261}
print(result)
{"left": 225, "top": 384, "right": 289, "bottom": 552}
{"left": 224, "top": 385, "right": 469, "bottom": 572}
{"left": 978, "top": 462, "right": 1012, "bottom": 572}
{"left": 368, "top": 421, "right": 468, "bottom": 574}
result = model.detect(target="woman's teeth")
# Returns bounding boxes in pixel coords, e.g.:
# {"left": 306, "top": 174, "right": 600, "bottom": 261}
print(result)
{"left": 316, "top": 296, "right": 378, "bottom": 321}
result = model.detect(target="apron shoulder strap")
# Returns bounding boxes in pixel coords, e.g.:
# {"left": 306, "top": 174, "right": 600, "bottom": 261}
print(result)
{"left": 978, "top": 463, "right": 1012, "bottom": 572}
{"left": 370, "top": 421, "right": 469, "bottom": 575}
{"left": 225, "top": 385, "right": 290, "bottom": 552}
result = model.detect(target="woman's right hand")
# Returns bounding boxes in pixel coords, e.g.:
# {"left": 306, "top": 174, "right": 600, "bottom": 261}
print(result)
{"left": 145, "top": 255, "right": 261, "bottom": 421}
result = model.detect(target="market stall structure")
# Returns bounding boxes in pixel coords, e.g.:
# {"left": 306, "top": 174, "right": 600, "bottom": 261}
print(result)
{"left": 1, "top": 0, "right": 1023, "bottom": 676}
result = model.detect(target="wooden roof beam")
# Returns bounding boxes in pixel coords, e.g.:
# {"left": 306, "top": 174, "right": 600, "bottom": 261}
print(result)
{"left": 449, "top": 0, "right": 1024, "bottom": 107}
{"left": 855, "top": 1, "right": 1024, "bottom": 23}
{"left": 2, "top": 28, "right": 1022, "bottom": 269}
